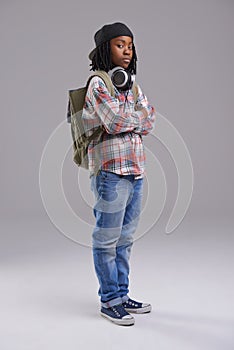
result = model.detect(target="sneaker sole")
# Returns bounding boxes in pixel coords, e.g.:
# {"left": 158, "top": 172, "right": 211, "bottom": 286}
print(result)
{"left": 100, "top": 312, "right": 135, "bottom": 326}
{"left": 124, "top": 305, "right": 152, "bottom": 314}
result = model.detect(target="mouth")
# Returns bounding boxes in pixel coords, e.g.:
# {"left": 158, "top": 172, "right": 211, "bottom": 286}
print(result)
{"left": 122, "top": 58, "right": 131, "bottom": 64}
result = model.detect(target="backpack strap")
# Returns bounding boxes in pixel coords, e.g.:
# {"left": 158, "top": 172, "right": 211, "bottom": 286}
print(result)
{"left": 132, "top": 81, "right": 138, "bottom": 104}
{"left": 86, "top": 70, "right": 115, "bottom": 98}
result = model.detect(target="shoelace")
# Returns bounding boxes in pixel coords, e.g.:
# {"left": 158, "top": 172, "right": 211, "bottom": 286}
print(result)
{"left": 125, "top": 300, "right": 139, "bottom": 307}
{"left": 111, "top": 306, "right": 121, "bottom": 317}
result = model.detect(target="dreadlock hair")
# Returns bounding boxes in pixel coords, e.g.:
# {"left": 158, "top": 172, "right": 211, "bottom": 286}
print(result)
{"left": 90, "top": 41, "right": 137, "bottom": 75}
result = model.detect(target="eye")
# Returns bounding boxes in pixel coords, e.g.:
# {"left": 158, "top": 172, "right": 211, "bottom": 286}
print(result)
{"left": 116, "top": 43, "right": 133, "bottom": 50}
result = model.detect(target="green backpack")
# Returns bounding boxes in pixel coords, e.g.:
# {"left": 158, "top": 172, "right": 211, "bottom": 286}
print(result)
{"left": 67, "top": 70, "right": 138, "bottom": 171}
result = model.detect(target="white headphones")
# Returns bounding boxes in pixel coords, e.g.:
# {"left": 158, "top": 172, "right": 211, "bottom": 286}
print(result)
{"left": 108, "top": 66, "right": 135, "bottom": 91}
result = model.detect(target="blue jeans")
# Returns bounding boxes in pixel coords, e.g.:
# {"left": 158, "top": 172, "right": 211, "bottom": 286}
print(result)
{"left": 90, "top": 170, "right": 143, "bottom": 308}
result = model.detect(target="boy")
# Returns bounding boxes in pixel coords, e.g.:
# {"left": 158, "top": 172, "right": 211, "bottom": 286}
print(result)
{"left": 82, "top": 22, "right": 156, "bottom": 326}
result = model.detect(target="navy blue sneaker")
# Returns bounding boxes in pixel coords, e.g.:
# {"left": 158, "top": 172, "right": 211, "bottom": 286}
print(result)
{"left": 123, "top": 298, "right": 152, "bottom": 314}
{"left": 100, "top": 304, "right": 135, "bottom": 326}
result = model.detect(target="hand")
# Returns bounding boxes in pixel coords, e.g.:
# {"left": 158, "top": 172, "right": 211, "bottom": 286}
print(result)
{"left": 136, "top": 106, "right": 149, "bottom": 118}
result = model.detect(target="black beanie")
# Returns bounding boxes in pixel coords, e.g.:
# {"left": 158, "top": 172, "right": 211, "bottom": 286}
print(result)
{"left": 89, "top": 22, "right": 134, "bottom": 60}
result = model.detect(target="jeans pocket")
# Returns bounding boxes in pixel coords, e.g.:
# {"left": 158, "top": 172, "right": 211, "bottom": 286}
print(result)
{"left": 101, "top": 170, "right": 123, "bottom": 183}
{"left": 100, "top": 170, "right": 108, "bottom": 180}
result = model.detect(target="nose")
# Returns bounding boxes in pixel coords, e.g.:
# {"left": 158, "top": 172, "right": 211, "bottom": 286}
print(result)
{"left": 124, "top": 46, "right": 131, "bottom": 56}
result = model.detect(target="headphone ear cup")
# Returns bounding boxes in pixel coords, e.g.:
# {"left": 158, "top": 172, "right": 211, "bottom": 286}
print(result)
{"left": 108, "top": 67, "right": 133, "bottom": 91}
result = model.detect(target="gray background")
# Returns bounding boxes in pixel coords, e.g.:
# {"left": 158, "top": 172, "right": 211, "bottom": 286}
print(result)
{"left": 0, "top": 0, "right": 233, "bottom": 349}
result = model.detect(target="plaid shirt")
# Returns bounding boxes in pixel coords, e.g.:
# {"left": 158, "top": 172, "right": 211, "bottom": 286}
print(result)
{"left": 82, "top": 76, "right": 156, "bottom": 176}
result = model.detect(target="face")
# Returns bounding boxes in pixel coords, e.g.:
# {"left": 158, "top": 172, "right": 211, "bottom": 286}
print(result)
{"left": 110, "top": 36, "right": 133, "bottom": 69}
